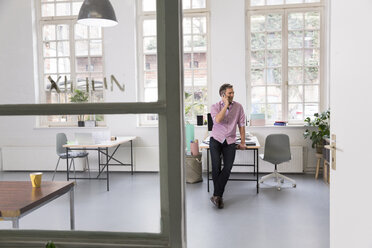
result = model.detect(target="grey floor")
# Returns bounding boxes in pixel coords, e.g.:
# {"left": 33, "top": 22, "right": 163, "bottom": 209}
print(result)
{"left": 0, "top": 172, "right": 329, "bottom": 248}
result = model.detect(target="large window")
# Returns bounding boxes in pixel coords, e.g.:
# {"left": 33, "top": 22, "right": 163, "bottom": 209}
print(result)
{"left": 247, "top": 0, "right": 323, "bottom": 124}
{"left": 138, "top": 0, "right": 209, "bottom": 125}
{"left": 38, "top": 0, "right": 104, "bottom": 126}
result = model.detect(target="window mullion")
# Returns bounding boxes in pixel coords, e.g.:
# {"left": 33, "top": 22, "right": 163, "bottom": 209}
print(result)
{"left": 283, "top": 10, "right": 288, "bottom": 122}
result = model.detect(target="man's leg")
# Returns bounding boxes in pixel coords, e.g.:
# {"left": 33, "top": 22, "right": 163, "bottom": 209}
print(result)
{"left": 218, "top": 142, "right": 236, "bottom": 196}
{"left": 209, "top": 137, "right": 222, "bottom": 196}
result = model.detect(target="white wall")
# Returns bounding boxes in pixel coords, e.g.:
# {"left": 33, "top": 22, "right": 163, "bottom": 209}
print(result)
{"left": 0, "top": 0, "right": 318, "bottom": 173}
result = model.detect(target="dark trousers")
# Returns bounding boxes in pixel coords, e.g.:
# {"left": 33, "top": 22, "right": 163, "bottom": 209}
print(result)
{"left": 210, "top": 137, "right": 236, "bottom": 197}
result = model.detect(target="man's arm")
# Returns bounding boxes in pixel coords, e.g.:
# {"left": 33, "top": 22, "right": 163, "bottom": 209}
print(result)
{"left": 215, "top": 95, "right": 229, "bottom": 123}
{"left": 237, "top": 126, "right": 246, "bottom": 150}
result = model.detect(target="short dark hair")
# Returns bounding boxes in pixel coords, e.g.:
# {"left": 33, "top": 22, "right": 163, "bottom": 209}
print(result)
{"left": 219, "top": 83, "right": 233, "bottom": 96}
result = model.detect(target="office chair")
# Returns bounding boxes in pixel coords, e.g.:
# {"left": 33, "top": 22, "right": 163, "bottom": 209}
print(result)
{"left": 259, "top": 134, "right": 296, "bottom": 190}
{"left": 52, "top": 133, "right": 90, "bottom": 181}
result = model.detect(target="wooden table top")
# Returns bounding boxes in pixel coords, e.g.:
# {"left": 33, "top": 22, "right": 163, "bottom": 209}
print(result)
{"left": 199, "top": 136, "right": 261, "bottom": 149}
{"left": 0, "top": 181, "right": 74, "bottom": 218}
{"left": 63, "top": 136, "right": 136, "bottom": 148}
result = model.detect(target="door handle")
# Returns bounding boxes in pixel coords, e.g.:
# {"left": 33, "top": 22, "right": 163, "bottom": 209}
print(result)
{"left": 324, "top": 134, "right": 337, "bottom": 170}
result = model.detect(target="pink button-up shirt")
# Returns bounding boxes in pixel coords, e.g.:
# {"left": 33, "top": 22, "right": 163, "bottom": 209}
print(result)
{"left": 210, "top": 101, "right": 245, "bottom": 145}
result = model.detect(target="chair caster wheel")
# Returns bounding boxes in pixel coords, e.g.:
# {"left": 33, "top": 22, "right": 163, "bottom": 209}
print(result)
{"left": 293, "top": 184, "right": 296, "bottom": 188}
{"left": 277, "top": 187, "right": 281, "bottom": 191}
{"left": 280, "top": 179, "right": 284, "bottom": 183}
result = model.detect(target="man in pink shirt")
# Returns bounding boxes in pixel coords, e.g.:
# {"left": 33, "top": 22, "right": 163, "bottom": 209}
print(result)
{"left": 210, "top": 84, "right": 246, "bottom": 209}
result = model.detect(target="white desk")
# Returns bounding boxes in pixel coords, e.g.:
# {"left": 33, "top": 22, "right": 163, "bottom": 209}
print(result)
{"left": 63, "top": 136, "right": 136, "bottom": 191}
{"left": 200, "top": 136, "right": 261, "bottom": 194}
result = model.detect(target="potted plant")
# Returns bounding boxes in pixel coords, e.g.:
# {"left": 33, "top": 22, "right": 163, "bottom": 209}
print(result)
{"left": 70, "top": 89, "right": 89, "bottom": 127}
{"left": 303, "top": 110, "right": 330, "bottom": 153}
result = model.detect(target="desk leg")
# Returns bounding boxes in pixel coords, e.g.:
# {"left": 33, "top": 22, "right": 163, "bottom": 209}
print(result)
{"left": 98, "top": 147, "right": 101, "bottom": 175}
{"left": 12, "top": 218, "right": 19, "bottom": 229}
{"left": 66, "top": 148, "right": 69, "bottom": 181}
{"left": 131, "top": 140, "right": 134, "bottom": 175}
{"left": 207, "top": 148, "right": 210, "bottom": 193}
{"left": 256, "top": 149, "right": 259, "bottom": 194}
{"left": 106, "top": 147, "right": 110, "bottom": 191}
{"left": 254, "top": 150, "right": 256, "bottom": 176}
{"left": 70, "top": 187, "right": 75, "bottom": 230}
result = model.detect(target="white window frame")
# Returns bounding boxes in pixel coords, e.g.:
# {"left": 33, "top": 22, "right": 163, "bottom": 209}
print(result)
{"left": 246, "top": 0, "right": 325, "bottom": 125}
{"left": 137, "top": 0, "right": 210, "bottom": 126}
{"left": 0, "top": 0, "right": 185, "bottom": 247}
{"left": 36, "top": 0, "right": 106, "bottom": 127}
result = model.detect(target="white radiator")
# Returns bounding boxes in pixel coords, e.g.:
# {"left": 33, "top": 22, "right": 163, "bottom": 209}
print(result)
{"left": 202, "top": 146, "right": 303, "bottom": 173}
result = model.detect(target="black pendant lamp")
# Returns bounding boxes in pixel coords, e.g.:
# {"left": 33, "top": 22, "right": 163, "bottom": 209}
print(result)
{"left": 78, "top": 0, "right": 118, "bottom": 27}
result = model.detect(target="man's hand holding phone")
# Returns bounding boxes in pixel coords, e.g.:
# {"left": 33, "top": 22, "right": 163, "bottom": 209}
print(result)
{"left": 222, "top": 93, "right": 230, "bottom": 108}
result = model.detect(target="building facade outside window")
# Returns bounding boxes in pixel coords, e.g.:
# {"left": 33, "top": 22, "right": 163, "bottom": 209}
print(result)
{"left": 37, "top": 0, "right": 105, "bottom": 126}
{"left": 247, "top": 0, "right": 324, "bottom": 124}
{"left": 138, "top": 0, "right": 210, "bottom": 125}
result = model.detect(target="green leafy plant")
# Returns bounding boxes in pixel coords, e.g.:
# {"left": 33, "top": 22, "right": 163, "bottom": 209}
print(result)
{"left": 70, "top": 89, "right": 89, "bottom": 121}
{"left": 303, "top": 110, "right": 330, "bottom": 150}
{"left": 184, "top": 92, "right": 204, "bottom": 124}
{"left": 45, "top": 241, "right": 56, "bottom": 248}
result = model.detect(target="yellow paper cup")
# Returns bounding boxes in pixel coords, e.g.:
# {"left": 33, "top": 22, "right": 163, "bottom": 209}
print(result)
{"left": 30, "top": 172, "right": 43, "bottom": 188}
